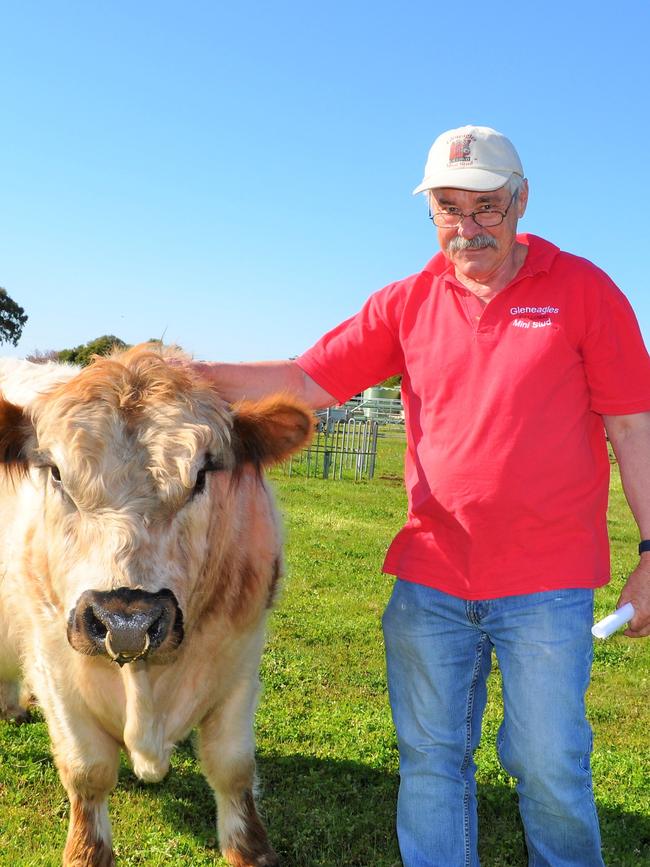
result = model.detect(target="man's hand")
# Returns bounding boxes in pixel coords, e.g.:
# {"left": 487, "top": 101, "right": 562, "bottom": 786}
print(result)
{"left": 618, "top": 557, "right": 650, "bottom": 637}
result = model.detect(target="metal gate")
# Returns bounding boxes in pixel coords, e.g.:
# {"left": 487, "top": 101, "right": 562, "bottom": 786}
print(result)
{"left": 284, "top": 416, "right": 379, "bottom": 481}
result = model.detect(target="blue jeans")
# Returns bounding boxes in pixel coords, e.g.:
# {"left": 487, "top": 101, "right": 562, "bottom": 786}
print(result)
{"left": 382, "top": 580, "right": 605, "bottom": 867}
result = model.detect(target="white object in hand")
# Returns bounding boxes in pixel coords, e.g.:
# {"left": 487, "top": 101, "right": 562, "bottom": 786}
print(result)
{"left": 591, "top": 602, "right": 635, "bottom": 639}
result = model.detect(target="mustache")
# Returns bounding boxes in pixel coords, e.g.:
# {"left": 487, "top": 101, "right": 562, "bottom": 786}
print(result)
{"left": 447, "top": 234, "right": 498, "bottom": 253}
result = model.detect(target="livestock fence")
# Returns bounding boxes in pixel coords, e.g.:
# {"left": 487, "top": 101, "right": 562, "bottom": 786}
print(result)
{"left": 350, "top": 395, "right": 404, "bottom": 425}
{"left": 282, "top": 411, "right": 380, "bottom": 481}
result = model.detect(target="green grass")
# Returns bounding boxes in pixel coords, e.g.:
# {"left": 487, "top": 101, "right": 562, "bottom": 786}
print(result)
{"left": 1, "top": 433, "right": 649, "bottom": 866}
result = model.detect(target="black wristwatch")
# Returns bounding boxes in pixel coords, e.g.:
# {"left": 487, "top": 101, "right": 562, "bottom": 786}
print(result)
{"left": 639, "top": 540, "right": 650, "bottom": 554}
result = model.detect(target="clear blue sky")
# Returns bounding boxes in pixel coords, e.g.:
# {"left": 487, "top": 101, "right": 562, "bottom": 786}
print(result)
{"left": 2, "top": 1, "right": 649, "bottom": 361}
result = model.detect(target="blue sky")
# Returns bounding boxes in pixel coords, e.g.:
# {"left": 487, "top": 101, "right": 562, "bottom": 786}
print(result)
{"left": 2, "top": 1, "right": 649, "bottom": 361}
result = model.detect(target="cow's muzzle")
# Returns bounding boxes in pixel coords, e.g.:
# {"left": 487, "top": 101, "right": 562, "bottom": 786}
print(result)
{"left": 67, "top": 587, "right": 184, "bottom": 666}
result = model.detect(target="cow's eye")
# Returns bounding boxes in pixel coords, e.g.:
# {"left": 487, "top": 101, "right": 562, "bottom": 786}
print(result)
{"left": 50, "top": 465, "right": 62, "bottom": 485}
{"left": 191, "top": 455, "right": 226, "bottom": 499}
{"left": 193, "top": 468, "right": 208, "bottom": 496}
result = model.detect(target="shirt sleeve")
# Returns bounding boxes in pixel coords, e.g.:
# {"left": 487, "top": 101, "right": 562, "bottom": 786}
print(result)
{"left": 295, "top": 281, "right": 406, "bottom": 404}
{"left": 580, "top": 270, "right": 650, "bottom": 415}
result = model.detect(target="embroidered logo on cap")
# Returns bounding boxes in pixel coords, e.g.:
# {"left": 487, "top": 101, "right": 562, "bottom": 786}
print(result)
{"left": 448, "top": 134, "right": 474, "bottom": 166}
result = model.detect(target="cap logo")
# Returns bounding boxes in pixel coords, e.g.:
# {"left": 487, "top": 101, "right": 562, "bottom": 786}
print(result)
{"left": 448, "top": 134, "right": 474, "bottom": 166}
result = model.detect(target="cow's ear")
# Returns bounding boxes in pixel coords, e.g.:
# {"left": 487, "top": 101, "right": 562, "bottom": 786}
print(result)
{"left": 232, "top": 396, "right": 314, "bottom": 466}
{"left": 0, "top": 397, "right": 33, "bottom": 475}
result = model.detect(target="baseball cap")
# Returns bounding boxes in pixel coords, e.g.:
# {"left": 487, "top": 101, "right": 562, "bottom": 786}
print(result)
{"left": 413, "top": 125, "right": 524, "bottom": 194}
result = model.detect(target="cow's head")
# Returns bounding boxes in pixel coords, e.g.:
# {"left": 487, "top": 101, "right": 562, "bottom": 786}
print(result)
{"left": 0, "top": 347, "right": 313, "bottom": 666}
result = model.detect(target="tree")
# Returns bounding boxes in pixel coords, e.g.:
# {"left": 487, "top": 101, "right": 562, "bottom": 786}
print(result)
{"left": 0, "top": 287, "right": 28, "bottom": 346}
{"left": 378, "top": 374, "right": 402, "bottom": 389}
{"left": 25, "top": 349, "right": 60, "bottom": 364}
{"left": 57, "top": 335, "right": 128, "bottom": 366}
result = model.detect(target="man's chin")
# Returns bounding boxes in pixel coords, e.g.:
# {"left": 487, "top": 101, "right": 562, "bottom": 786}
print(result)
{"left": 453, "top": 249, "right": 495, "bottom": 268}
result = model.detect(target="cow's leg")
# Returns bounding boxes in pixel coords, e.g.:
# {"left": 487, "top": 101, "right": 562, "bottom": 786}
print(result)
{"left": 47, "top": 715, "right": 120, "bottom": 867}
{"left": 197, "top": 677, "right": 278, "bottom": 867}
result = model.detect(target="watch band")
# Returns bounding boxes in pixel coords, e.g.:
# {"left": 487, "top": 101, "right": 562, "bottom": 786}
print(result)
{"left": 639, "top": 540, "right": 650, "bottom": 554}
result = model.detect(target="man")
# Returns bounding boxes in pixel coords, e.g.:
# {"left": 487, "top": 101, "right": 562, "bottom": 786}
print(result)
{"left": 196, "top": 126, "right": 650, "bottom": 866}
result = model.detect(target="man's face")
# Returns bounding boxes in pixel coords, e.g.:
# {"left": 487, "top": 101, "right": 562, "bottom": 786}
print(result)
{"left": 430, "top": 181, "right": 528, "bottom": 284}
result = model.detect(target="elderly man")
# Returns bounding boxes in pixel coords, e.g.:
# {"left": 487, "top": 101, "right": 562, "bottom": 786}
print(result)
{"left": 197, "top": 126, "right": 650, "bottom": 866}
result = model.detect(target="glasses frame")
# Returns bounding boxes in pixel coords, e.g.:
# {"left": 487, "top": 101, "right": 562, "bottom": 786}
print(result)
{"left": 428, "top": 190, "right": 518, "bottom": 229}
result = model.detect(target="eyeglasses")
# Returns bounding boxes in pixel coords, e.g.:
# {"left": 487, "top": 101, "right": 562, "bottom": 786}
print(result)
{"left": 428, "top": 191, "right": 518, "bottom": 228}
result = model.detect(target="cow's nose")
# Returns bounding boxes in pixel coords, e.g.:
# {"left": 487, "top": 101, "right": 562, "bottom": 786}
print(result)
{"left": 67, "top": 587, "right": 184, "bottom": 665}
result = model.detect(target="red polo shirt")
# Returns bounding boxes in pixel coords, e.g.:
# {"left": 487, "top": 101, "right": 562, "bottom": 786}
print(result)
{"left": 296, "top": 234, "right": 650, "bottom": 599}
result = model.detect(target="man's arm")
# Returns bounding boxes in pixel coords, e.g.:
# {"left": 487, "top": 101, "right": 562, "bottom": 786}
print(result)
{"left": 603, "top": 411, "right": 650, "bottom": 637}
{"left": 189, "top": 359, "right": 338, "bottom": 409}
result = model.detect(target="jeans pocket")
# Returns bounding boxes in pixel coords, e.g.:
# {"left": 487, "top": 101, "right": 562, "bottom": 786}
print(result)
{"left": 381, "top": 581, "right": 400, "bottom": 633}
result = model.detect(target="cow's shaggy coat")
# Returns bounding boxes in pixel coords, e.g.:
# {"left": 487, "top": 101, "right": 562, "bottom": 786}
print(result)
{"left": 0, "top": 347, "right": 313, "bottom": 867}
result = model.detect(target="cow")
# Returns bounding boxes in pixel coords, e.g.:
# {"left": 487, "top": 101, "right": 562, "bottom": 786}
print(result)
{"left": 0, "top": 346, "right": 313, "bottom": 867}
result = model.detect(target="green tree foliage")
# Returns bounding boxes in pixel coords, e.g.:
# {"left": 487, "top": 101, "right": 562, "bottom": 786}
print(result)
{"left": 0, "top": 287, "right": 28, "bottom": 346}
{"left": 57, "top": 335, "right": 128, "bottom": 366}
{"left": 378, "top": 374, "right": 402, "bottom": 389}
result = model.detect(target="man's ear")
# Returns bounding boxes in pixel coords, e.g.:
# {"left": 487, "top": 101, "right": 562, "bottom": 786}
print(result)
{"left": 231, "top": 396, "right": 315, "bottom": 467}
{"left": 0, "top": 397, "right": 33, "bottom": 477}
{"left": 516, "top": 178, "right": 529, "bottom": 218}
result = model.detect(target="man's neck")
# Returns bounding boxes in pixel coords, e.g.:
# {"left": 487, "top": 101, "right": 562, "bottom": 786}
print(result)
{"left": 454, "top": 242, "right": 528, "bottom": 304}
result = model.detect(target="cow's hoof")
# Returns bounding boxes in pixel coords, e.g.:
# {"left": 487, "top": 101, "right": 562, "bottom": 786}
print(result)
{"left": 0, "top": 707, "right": 31, "bottom": 724}
{"left": 0, "top": 682, "right": 35, "bottom": 724}
{"left": 223, "top": 848, "right": 280, "bottom": 867}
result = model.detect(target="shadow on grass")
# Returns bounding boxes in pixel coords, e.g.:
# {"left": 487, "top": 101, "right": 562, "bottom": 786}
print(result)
{"left": 128, "top": 744, "right": 650, "bottom": 867}
{"left": 3, "top": 720, "right": 648, "bottom": 866}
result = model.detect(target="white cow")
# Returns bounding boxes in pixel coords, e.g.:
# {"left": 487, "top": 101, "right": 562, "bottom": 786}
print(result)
{"left": 0, "top": 347, "right": 312, "bottom": 867}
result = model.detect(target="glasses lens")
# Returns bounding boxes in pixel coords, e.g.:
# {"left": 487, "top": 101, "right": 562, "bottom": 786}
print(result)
{"left": 432, "top": 212, "right": 461, "bottom": 227}
{"left": 473, "top": 211, "right": 504, "bottom": 227}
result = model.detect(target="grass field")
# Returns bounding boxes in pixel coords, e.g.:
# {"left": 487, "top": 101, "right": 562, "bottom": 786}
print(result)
{"left": 1, "top": 431, "right": 649, "bottom": 866}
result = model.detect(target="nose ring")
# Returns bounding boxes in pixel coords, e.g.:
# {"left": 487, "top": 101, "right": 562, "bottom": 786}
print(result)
{"left": 104, "top": 631, "right": 151, "bottom": 664}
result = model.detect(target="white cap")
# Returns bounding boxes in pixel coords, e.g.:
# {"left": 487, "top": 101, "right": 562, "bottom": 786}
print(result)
{"left": 413, "top": 125, "right": 524, "bottom": 194}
